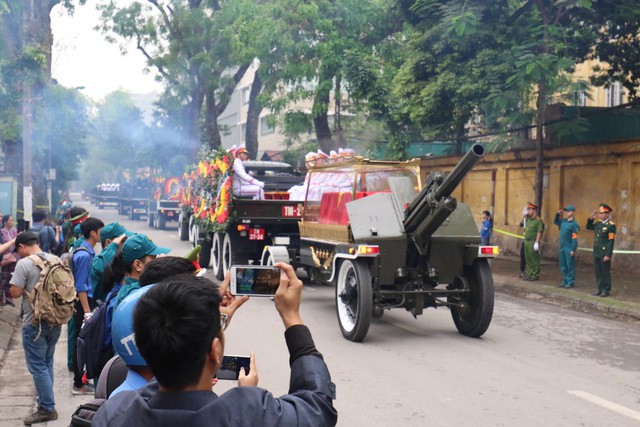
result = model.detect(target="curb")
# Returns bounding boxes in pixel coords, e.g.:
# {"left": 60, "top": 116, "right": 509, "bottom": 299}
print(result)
{"left": 493, "top": 273, "right": 640, "bottom": 322}
{"left": 0, "top": 305, "right": 20, "bottom": 371}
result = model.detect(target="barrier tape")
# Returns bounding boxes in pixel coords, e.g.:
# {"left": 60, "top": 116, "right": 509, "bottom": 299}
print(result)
{"left": 493, "top": 228, "right": 640, "bottom": 254}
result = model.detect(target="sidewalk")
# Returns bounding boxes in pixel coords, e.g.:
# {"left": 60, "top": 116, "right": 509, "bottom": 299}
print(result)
{"left": 0, "top": 255, "right": 638, "bottom": 425}
{"left": 490, "top": 255, "right": 640, "bottom": 321}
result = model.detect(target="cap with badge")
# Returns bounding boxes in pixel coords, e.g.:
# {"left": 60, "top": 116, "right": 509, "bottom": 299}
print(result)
{"left": 122, "top": 234, "right": 171, "bottom": 263}
{"left": 527, "top": 202, "right": 538, "bottom": 210}
{"left": 599, "top": 203, "right": 613, "bottom": 213}
{"left": 100, "top": 222, "right": 135, "bottom": 243}
{"left": 235, "top": 144, "right": 248, "bottom": 155}
{"left": 563, "top": 205, "right": 576, "bottom": 212}
{"left": 183, "top": 245, "right": 206, "bottom": 276}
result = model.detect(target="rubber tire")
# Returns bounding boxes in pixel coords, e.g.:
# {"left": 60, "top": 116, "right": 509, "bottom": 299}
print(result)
{"left": 199, "top": 238, "right": 212, "bottom": 268}
{"left": 212, "top": 233, "right": 224, "bottom": 280}
{"left": 147, "top": 212, "right": 155, "bottom": 228}
{"left": 222, "top": 232, "right": 248, "bottom": 274}
{"left": 178, "top": 215, "right": 189, "bottom": 241}
{"left": 450, "top": 259, "right": 494, "bottom": 338}
{"left": 157, "top": 213, "right": 166, "bottom": 230}
{"left": 335, "top": 259, "right": 373, "bottom": 342}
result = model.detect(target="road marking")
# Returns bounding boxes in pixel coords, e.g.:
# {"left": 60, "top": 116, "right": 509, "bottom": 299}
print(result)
{"left": 568, "top": 390, "right": 640, "bottom": 421}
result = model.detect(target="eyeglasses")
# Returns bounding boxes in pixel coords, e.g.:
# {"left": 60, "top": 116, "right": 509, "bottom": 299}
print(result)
{"left": 220, "top": 314, "right": 229, "bottom": 331}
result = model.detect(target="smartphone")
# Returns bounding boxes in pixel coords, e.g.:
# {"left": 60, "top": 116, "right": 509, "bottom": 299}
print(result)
{"left": 229, "top": 265, "right": 281, "bottom": 297}
{"left": 216, "top": 355, "right": 251, "bottom": 380}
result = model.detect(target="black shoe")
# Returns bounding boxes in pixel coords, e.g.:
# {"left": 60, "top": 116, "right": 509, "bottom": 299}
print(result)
{"left": 600, "top": 291, "right": 609, "bottom": 298}
{"left": 24, "top": 407, "right": 58, "bottom": 425}
{"left": 592, "top": 291, "right": 602, "bottom": 296}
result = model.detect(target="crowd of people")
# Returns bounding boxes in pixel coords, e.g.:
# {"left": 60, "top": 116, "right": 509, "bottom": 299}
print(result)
{"left": 1, "top": 203, "right": 337, "bottom": 426}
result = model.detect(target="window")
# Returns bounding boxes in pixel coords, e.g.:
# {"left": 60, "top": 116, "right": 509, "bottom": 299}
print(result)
{"left": 261, "top": 116, "right": 275, "bottom": 135}
{"left": 240, "top": 123, "right": 246, "bottom": 142}
{"left": 605, "top": 82, "right": 624, "bottom": 107}
{"left": 241, "top": 87, "right": 250, "bottom": 105}
{"left": 574, "top": 90, "right": 587, "bottom": 106}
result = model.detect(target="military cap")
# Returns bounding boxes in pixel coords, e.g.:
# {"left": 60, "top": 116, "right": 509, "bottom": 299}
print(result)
{"left": 527, "top": 202, "right": 538, "bottom": 210}
{"left": 563, "top": 205, "right": 576, "bottom": 212}
{"left": 599, "top": 203, "right": 613, "bottom": 213}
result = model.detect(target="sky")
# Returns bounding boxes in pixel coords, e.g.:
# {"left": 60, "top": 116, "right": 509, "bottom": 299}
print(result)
{"left": 50, "top": 2, "right": 162, "bottom": 101}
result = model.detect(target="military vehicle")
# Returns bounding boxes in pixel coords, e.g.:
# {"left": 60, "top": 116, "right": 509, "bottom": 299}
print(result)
{"left": 261, "top": 144, "right": 498, "bottom": 341}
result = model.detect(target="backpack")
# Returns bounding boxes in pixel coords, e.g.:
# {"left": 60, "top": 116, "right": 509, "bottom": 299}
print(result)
{"left": 60, "top": 246, "right": 90, "bottom": 272}
{"left": 68, "top": 398, "right": 106, "bottom": 427}
{"left": 76, "top": 292, "right": 117, "bottom": 379}
{"left": 26, "top": 254, "right": 77, "bottom": 331}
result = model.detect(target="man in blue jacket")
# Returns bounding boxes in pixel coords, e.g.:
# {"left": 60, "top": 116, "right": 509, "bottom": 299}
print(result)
{"left": 93, "top": 263, "right": 337, "bottom": 426}
{"left": 554, "top": 205, "right": 580, "bottom": 288}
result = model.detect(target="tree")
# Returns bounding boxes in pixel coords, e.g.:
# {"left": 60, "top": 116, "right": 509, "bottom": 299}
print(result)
{"left": 395, "top": 0, "right": 597, "bottom": 211}
{"left": 96, "top": 0, "right": 248, "bottom": 159}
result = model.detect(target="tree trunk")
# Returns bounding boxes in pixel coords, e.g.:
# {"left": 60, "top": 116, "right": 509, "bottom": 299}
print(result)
{"left": 312, "top": 69, "right": 335, "bottom": 153}
{"left": 203, "top": 88, "right": 222, "bottom": 152}
{"left": 534, "top": 81, "right": 547, "bottom": 213}
{"left": 333, "top": 74, "right": 345, "bottom": 148}
{"left": 184, "top": 85, "right": 206, "bottom": 161}
{"left": 246, "top": 73, "right": 263, "bottom": 160}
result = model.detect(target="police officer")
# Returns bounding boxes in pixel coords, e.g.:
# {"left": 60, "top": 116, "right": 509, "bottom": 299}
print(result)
{"left": 523, "top": 202, "right": 544, "bottom": 281}
{"left": 554, "top": 205, "right": 580, "bottom": 288}
{"left": 586, "top": 203, "right": 616, "bottom": 297}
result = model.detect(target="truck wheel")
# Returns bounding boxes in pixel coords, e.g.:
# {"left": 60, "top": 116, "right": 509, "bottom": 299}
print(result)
{"left": 450, "top": 259, "right": 494, "bottom": 338}
{"left": 335, "top": 259, "right": 372, "bottom": 342}
{"left": 222, "top": 232, "right": 248, "bottom": 274}
{"left": 147, "top": 212, "right": 155, "bottom": 228}
{"left": 212, "top": 233, "right": 224, "bottom": 280}
{"left": 178, "top": 214, "right": 189, "bottom": 241}
{"left": 157, "top": 214, "right": 166, "bottom": 230}
{"left": 199, "top": 238, "right": 212, "bottom": 268}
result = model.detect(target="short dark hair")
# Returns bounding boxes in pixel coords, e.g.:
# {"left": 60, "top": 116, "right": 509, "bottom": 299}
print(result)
{"left": 133, "top": 275, "right": 221, "bottom": 390}
{"left": 81, "top": 217, "right": 105, "bottom": 239}
{"left": 139, "top": 257, "right": 196, "bottom": 287}
{"left": 32, "top": 209, "right": 46, "bottom": 223}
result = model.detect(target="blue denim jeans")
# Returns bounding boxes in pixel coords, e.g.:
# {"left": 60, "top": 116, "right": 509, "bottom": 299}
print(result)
{"left": 22, "top": 322, "right": 62, "bottom": 411}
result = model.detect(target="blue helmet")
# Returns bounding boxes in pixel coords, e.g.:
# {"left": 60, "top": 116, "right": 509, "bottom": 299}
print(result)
{"left": 111, "top": 286, "right": 153, "bottom": 367}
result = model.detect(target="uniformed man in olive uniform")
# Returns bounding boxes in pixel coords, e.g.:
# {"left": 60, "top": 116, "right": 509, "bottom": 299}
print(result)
{"left": 523, "top": 202, "right": 544, "bottom": 281}
{"left": 553, "top": 205, "right": 580, "bottom": 288}
{"left": 586, "top": 203, "right": 616, "bottom": 297}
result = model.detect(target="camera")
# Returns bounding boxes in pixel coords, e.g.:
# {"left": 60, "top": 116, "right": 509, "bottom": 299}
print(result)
{"left": 229, "top": 265, "right": 281, "bottom": 297}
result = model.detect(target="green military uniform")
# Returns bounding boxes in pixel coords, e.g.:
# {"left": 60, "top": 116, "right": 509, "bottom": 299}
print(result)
{"left": 586, "top": 212, "right": 616, "bottom": 296}
{"left": 523, "top": 216, "right": 544, "bottom": 280}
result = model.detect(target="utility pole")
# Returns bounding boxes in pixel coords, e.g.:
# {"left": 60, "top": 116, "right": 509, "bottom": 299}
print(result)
{"left": 22, "top": 84, "right": 33, "bottom": 223}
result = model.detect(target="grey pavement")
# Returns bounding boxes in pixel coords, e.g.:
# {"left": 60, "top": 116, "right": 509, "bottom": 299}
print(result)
{"left": 0, "top": 255, "right": 638, "bottom": 425}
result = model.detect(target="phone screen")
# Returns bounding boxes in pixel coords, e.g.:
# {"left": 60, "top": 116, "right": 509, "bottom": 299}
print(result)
{"left": 232, "top": 266, "right": 280, "bottom": 296}
{"left": 216, "top": 355, "right": 251, "bottom": 380}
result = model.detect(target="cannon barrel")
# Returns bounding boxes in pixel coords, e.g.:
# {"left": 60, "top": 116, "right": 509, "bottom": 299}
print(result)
{"left": 404, "top": 144, "right": 485, "bottom": 237}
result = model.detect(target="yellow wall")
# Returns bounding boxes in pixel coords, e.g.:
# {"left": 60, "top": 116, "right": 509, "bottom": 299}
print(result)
{"left": 420, "top": 141, "right": 640, "bottom": 270}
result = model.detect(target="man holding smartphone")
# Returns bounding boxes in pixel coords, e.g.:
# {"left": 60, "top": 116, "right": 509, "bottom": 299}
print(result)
{"left": 93, "top": 263, "right": 337, "bottom": 426}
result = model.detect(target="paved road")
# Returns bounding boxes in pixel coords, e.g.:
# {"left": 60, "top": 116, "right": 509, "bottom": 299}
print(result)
{"left": 1, "top": 202, "right": 639, "bottom": 426}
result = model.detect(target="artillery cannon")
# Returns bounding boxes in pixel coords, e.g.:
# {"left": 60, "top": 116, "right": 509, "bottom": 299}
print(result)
{"left": 261, "top": 144, "right": 497, "bottom": 341}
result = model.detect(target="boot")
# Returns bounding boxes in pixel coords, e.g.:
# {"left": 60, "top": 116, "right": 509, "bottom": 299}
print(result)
{"left": 24, "top": 407, "right": 58, "bottom": 425}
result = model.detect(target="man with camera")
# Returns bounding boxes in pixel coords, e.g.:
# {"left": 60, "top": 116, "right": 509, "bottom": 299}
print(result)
{"left": 93, "top": 262, "right": 337, "bottom": 426}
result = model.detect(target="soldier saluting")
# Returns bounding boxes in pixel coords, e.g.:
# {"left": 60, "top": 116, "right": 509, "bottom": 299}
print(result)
{"left": 586, "top": 203, "right": 616, "bottom": 297}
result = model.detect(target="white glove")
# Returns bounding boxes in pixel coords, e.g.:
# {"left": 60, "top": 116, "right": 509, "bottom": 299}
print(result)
{"left": 257, "top": 181, "right": 265, "bottom": 189}
{"left": 533, "top": 242, "right": 539, "bottom": 252}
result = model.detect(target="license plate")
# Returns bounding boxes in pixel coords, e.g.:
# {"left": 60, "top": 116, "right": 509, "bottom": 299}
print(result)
{"left": 282, "top": 205, "right": 302, "bottom": 217}
{"left": 249, "top": 228, "right": 265, "bottom": 240}
{"left": 133, "top": 209, "right": 145, "bottom": 213}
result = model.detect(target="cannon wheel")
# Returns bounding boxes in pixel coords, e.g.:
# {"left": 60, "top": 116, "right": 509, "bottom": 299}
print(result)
{"left": 212, "top": 233, "right": 224, "bottom": 280}
{"left": 450, "top": 259, "right": 494, "bottom": 338}
{"left": 335, "top": 259, "right": 372, "bottom": 342}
